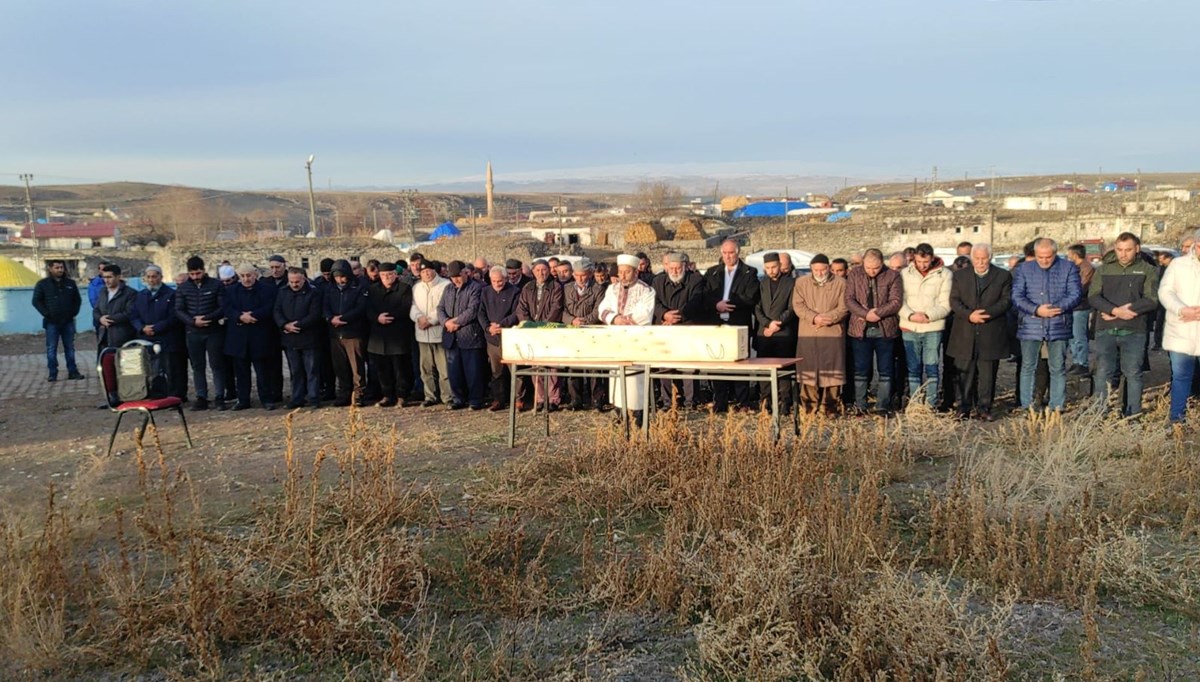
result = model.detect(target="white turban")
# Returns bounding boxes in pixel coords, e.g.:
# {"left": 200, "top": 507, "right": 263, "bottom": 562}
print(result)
{"left": 617, "top": 254, "right": 640, "bottom": 269}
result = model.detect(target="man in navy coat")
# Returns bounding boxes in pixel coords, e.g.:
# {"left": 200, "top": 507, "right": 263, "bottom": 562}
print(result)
{"left": 223, "top": 264, "right": 279, "bottom": 410}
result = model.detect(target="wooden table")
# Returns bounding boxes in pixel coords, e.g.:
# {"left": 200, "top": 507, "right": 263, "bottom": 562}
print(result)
{"left": 502, "top": 359, "right": 645, "bottom": 447}
{"left": 639, "top": 357, "right": 802, "bottom": 440}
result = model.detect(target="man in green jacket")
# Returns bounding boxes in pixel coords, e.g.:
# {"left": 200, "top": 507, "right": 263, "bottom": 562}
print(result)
{"left": 1087, "top": 232, "right": 1159, "bottom": 417}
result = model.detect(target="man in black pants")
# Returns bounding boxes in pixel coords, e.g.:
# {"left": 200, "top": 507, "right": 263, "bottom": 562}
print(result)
{"left": 175, "top": 256, "right": 228, "bottom": 411}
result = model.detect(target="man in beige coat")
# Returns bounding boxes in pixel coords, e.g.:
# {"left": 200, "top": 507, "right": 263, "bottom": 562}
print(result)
{"left": 792, "top": 254, "right": 849, "bottom": 414}
{"left": 410, "top": 261, "right": 453, "bottom": 406}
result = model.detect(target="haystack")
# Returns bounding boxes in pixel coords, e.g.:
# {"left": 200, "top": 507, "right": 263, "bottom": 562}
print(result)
{"left": 720, "top": 195, "right": 750, "bottom": 214}
{"left": 673, "top": 217, "right": 707, "bottom": 241}
{"left": 624, "top": 220, "right": 668, "bottom": 244}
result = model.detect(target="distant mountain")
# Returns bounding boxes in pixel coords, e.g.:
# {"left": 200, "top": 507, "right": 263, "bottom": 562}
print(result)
{"left": 410, "top": 174, "right": 891, "bottom": 197}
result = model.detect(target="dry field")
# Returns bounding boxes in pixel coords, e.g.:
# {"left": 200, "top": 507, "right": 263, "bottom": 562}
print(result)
{"left": 2, "top": 337, "right": 1199, "bottom": 679}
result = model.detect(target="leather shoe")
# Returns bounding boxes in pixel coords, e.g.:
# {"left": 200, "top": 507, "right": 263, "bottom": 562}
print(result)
{"left": 488, "top": 400, "right": 506, "bottom": 412}
{"left": 191, "top": 398, "right": 209, "bottom": 411}
{"left": 67, "top": 372, "right": 85, "bottom": 380}
{"left": 449, "top": 402, "right": 468, "bottom": 410}
{"left": 47, "top": 375, "right": 57, "bottom": 382}
{"left": 470, "top": 404, "right": 487, "bottom": 411}
{"left": 286, "top": 401, "right": 305, "bottom": 409}
{"left": 975, "top": 411, "right": 996, "bottom": 422}
{"left": 333, "top": 399, "right": 351, "bottom": 407}
{"left": 232, "top": 402, "right": 251, "bottom": 411}
{"left": 421, "top": 399, "right": 438, "bottom": 407}
{"left": 517, "top": 401, "right": 533, "bottom": 412}
{"left": 376, "top": 398, "right": 397, "bottom": 408}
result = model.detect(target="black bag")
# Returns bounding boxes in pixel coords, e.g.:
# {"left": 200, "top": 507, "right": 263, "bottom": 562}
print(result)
{"left": 116, "top": 340, "right": 168, "bottom": 402}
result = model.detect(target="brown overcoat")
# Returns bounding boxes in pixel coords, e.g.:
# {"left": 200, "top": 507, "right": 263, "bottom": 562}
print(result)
{"left": 792, "top": 275, "right": 849, "bottom": 387}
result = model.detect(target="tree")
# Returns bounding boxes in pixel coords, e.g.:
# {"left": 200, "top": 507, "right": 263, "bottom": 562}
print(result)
{"left": 632, "top": 181, "right": 684, "bottom": 220}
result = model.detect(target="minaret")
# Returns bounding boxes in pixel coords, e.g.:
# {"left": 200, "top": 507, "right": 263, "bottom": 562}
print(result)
{"left": 485, "top": 161, "right": 495, "bottom": 220}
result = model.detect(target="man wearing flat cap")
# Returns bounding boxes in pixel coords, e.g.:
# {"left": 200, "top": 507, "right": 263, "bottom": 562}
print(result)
{"left": 438, "top": 260, "right": 487, "bottom": 410}
{"left": 505, "top": 258, "right": 532, "bottom": 290}
{"left": 792, "top": 254, "right": 849, "bottom": 414}
{"left": 598, "top": 254, "right": 656, "bottom": 420}
{"left": 410, "top": 260, "right": 453, "bottom": 406}
{"left": 755, "top": 252, "right": 798, "bottom": 412}
{"left": 653, "top": 251, "right": 705, "bottom": 408}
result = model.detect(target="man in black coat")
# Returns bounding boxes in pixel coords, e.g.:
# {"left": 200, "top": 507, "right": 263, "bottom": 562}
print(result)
{"left": 93, "top": 264, "right": 137, "bottom": 351}
{"left": 653, "top": 251, "right": 706, "bottom": 407}
{"left": 438, "top": 261, "right": 487, "bottom": 410}
{"left": 366, "top": 262, "right": 417, "bottom": 407}
{"left": 754, "top": 252, "right": 798, "bottom": 411}
{"left": 323, "top": 259, "right": 370, "bottom": 406}
{"left": 563, "top": 260, "right": 609, "bottom": 410}
{"left": 131, "top": 265, "right": 186, "bottom": 400}
{"left": 176, "top": 256, "right": 228, "bottom": 411}
{"left": 32, "top": 259, "right": 84, "bottom": 381}
{"left": 703, "top": 239, "right": 761, "bottom": 411}
{"left": 946, "top": 244, "right": 1013, "bottom": 420}
{"left": 275, "top": 266, "right": 325, "bottom": 409}
{"left": 223, "top": 264, "right": 279, "bottom": 410}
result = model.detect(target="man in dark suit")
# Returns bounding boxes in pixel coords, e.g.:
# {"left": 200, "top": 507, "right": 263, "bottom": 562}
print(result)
{"left": 562, "top": 260, "right": 608, "bottom": 410}
{"left": 224, "top": 264, "right": 279, "bottom": 410}
{"left": 946, "top": 244, "right": 1013, "bottom": 420}
{"left": 703, "top": 239, "right": 761, "bottom": 411}
{"left": 754, "top": 252, "right": 798, "bottom": 412}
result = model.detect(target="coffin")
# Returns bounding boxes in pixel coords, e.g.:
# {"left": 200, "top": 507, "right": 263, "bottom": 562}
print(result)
{"left": 501, "top": 325, "right": 749, "bottom": 363}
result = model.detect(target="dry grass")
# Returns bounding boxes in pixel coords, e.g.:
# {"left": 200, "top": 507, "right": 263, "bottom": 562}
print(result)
{"left": 2, "top": 398, "right": 1199, "bottom": 679}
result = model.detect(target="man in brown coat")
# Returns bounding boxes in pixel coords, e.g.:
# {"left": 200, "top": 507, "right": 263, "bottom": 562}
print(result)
{"left": 516, "top": 259, "right": 565, "bottom": 410}
{"left": 845, "top": 248, "right": 903, "bottom": 414}
{"left": 792, "top": 254, "right": 849, "bottom": 414}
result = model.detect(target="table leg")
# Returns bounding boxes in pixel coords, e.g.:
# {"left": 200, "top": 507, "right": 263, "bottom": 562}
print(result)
{"left": 770, "top": 368, "right": 780, "bottom": 442}
{"left": 508, "top": 365, "right": 519, "bottom": 448}
{"left": 619, "top": 366, "right": 630, "bottom": 439}
{"left": 642, "top": 365, "right": 652, "bottom": 437}
{"left": 543, "top": 369, "right": 551, "bottom": 437}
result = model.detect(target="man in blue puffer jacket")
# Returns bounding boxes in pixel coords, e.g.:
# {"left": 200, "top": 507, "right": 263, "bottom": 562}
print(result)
{"left": 1012, "top": 238, "right": 1082, "bottom": 412}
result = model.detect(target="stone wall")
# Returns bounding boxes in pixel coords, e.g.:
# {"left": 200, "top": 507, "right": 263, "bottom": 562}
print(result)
{"left": 159, "top": 236, "right": 551, "bottom": 278}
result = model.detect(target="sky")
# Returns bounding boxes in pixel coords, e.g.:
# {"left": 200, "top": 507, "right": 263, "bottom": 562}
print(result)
{"left": 2, "top": 0, "right": 1197, "bottom": 190}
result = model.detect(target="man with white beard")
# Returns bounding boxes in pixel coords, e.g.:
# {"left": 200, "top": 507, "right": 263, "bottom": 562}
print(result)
{"left": 652, "top": 251, "right": 705, "bottom": 408}
{"left": 598, "top": 254, "right": 656, "bottom": 424}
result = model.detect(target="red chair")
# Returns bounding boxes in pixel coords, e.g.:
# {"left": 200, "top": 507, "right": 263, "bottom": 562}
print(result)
{"left": 97, "top": 346, "right": 193, "bottom": 455}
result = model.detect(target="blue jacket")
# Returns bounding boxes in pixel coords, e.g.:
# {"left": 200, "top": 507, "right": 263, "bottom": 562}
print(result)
{"left": 131, "top": 285, "right": 183, "bottom": 353}
{"left": 437, "top": 279, "right": 485, "bottom": 350}
{"left": 223, "top": 280, "right": 278, "bottom": 359}
{"left": 1011, "top": 257, "right": 1082, "bottom": 342}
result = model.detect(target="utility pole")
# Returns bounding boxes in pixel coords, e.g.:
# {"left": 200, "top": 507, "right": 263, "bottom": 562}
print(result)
{"left": 20, "top": 174, "right": 38, "bottom": 270}
{"left": 305, "top": 155, "right": 317, "bottom": 237}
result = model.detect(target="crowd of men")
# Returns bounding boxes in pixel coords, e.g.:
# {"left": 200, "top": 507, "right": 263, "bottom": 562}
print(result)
{"left": 31, "top": 229, "right": 1200, "bottom": 425}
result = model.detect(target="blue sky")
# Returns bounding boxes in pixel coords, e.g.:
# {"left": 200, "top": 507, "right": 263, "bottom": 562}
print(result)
{"left": 3, "top": 0, "right": 1196, "bottom": 189}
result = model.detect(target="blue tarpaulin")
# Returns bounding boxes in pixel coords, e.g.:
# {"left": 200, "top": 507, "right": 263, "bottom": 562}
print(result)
{"left": 430, "top": 221, "right": 462, "bottom": 239}
{"left": 825, "top": 211, "right": 852, "bottom": 222}
{"left": 731, "top": 201, "right": 811, "bottom": 218}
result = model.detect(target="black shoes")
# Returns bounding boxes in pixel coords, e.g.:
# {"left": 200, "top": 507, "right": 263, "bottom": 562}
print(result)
{"left": 191, "top": 398, "right": 209, "bottom": 411}
{"left": 232, "top": 402, "right": 251, "bottom": 411}
{"left": 448, "top": 402, "right": 468, "bottom": 410}
{"left": 376, "top": 398, "right": 397, "bottom": 407}
{"left": 421, "top": 399, "right": 439, "bottom": 407}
